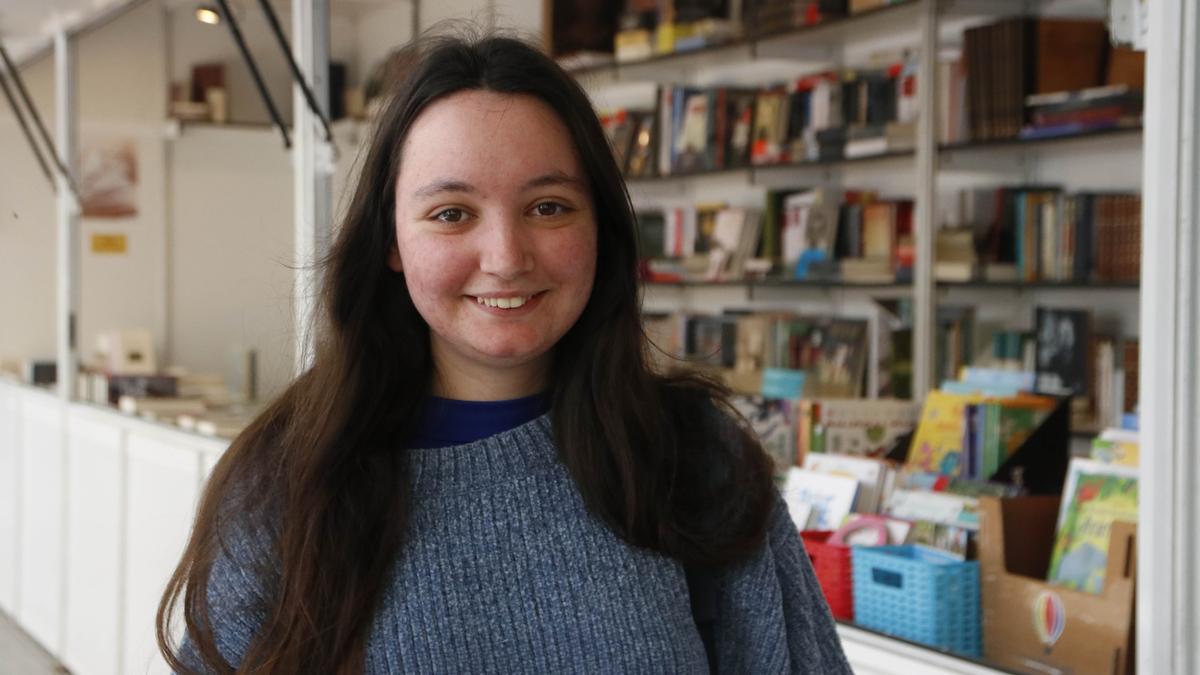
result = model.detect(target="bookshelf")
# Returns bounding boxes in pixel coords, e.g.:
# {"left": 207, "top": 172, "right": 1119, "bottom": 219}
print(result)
{"left": 589, "top": 0, "right": 1140, "bottom": 398}
{"left": 575, "top": 1, "right": 1144, "bottom": 670}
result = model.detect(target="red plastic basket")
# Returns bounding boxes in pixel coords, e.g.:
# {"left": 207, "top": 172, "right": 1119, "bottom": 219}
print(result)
{"left": 801, "top": 530, "right": 854, "bottom": 621}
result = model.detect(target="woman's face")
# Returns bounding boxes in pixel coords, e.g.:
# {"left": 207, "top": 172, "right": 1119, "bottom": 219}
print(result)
{"left": 390, "top": 90, "right": 598, "bottom": 398}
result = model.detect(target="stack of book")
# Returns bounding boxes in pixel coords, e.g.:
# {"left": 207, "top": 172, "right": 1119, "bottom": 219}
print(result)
{"left": 1022, "top": 84, "right": 1143, "bottom": 140}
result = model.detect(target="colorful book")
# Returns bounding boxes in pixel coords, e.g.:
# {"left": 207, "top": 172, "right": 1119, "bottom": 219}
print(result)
{"left": 906, "top": 390, "right": 983, "bottom": 477}
{"left": 782, "top": 467, "right": 859, "bottom": 531}
{"left": 1047, "top": 459, "right": 1139, "bottom": 594}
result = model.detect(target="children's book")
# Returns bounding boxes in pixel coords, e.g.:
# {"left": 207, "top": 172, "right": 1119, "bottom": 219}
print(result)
{"left": 1047, "top": 459, "right": 1138, "bottom": 594}
{"left": 782, "top": 467, "right": 859, "bottom": 531}
{"left": 906, "top": 390, "right": 983, "bottom": 477}
{"left": 802, "top": 453, "right": 887, "bottom": 514}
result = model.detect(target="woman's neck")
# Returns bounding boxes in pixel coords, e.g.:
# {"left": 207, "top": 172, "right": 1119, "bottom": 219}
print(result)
{"left": 430, "top": 360, "right": 548, "bottom": 401}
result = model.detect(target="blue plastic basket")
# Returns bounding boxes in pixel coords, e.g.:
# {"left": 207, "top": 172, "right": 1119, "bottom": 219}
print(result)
{"left": 851, "top": 545, "right": 981, "bottom": 658}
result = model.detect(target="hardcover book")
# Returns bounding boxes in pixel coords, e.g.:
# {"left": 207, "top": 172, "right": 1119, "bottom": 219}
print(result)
{"left": 1047, "top": 459, "right": 1139, "bottom": 594}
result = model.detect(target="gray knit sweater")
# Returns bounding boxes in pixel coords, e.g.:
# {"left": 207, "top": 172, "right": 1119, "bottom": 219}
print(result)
{"left": 190, "top": 414, "right": 851, "bottom": 673}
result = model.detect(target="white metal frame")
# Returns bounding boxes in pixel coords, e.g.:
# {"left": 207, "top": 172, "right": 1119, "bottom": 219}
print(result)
{"left": 292, "top": 0, "right": 334, "bottom": 375}
{"left": 54, "top": 30, "right": 80, "bottom": 403}
{"left": 1139, "top": 0, "right": 1200, "bottom": 673}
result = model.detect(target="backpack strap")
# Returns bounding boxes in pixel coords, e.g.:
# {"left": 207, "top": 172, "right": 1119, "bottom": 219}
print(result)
{"left": 684, "top": 565, "right": 719, "bottom": 674}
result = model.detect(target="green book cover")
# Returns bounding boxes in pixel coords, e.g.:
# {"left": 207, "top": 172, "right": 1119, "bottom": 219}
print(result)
{"left": 1047, "top": 472, "right": 1138, "bottom": 594}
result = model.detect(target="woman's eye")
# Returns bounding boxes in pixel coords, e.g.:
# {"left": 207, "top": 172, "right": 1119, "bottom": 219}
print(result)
{"left": 533, "top": 202, "right": 568, "bottom": 217}
{"left": 434, "top": 208, "right": 465, "bottom": 223}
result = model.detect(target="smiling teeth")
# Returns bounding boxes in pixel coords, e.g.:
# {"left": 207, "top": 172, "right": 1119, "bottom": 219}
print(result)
{"left": 477, "top": 296, "right": 529, "bottom": 309}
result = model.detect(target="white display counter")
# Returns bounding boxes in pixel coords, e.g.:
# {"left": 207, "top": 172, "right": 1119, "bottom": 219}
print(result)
{"left": 0, "top": 379, "right": 224, "bottom": 675}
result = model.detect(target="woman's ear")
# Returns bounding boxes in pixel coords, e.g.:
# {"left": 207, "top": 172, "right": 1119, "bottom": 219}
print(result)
{"left": 387, "top": 245, "right": 403, "bottom": 273}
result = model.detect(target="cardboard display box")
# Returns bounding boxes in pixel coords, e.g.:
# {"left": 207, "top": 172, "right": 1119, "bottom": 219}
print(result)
{"left": 979, "top": 496, "right": 1136, "bottom": 674}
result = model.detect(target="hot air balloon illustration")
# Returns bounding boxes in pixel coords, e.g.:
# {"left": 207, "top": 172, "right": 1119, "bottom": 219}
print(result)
{"left": 1033, "top": 590, "right": 1066, "bottom": 649}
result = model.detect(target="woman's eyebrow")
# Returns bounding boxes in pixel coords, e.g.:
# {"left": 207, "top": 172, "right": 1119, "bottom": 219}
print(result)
{"left": 411, "top": 173, "right": 586, "bottom": 200}
{"left": 412, "top": 179, "right": 477, "bottom": 199}
{"left": 521, "top": 172, "right": 586, "bottom": 192}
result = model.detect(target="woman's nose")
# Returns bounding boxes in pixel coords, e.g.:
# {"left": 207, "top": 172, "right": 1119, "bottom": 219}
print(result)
{"left": 478, "top": 215, "right": 534, "bottom": 279}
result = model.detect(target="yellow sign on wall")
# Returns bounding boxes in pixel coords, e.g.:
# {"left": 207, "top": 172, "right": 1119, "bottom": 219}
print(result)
{"left": 91, "top": 233, "right": 128, "bottom": 254}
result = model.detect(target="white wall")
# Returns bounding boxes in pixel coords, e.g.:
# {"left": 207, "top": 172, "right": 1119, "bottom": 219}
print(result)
{"left": 357, "top": 1, "right": 415, "bottom": 82}
{"left": 168, "top": 125, "right": 296, "bottom": 399}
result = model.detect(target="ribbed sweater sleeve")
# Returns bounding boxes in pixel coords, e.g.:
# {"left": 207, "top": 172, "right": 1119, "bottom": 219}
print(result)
{"left": 713, "top": 489, "right": 853, "bottom": 674}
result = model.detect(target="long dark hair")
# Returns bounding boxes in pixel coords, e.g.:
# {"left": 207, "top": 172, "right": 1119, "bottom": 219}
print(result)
{"left": 157, "top": 32, "right": 775, "bottom": 674}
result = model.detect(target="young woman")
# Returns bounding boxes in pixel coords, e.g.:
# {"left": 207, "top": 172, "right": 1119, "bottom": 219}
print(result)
{"left": 158, "top": 34, "right": 851, "bottom": 674}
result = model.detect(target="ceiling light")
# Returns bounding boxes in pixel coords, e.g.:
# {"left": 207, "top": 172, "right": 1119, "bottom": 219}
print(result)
{"left": 195, "top": 6, "right": 221, "bottom": 25}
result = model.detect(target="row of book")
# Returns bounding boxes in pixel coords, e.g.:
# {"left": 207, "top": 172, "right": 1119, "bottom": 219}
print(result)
{"left": 644, "top": 311, "right": 875, "bottom": 399}
{"left": 641, "top": 301, "right": 1139, "bottom": 434}
{"left": 638, "top": 188, "right": 915, "bottom": 283}
{"left": 633, "top": 184, "right": 1140, "bottom": 285}
{"left": 599, "top": 64, "right": 918, "bottom": 178}
{"left": 942, "top": 188, "right": 1142, "bottom": 284}
{"left": 931, "top": 305, "right": 1138, "bottom": 432}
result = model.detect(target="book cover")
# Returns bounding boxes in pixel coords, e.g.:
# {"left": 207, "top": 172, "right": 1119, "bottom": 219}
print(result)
{"left": 1047, "top": 468, "right": 1138, "bottom": 594}
{"left": 674, "top": 89, "right": 711, "bottom": 173}
{"left": 626, "top": 111, "right": 657, "bottom": 178}
{"left": 810, "top": 398, "right": 919, "bottom": 458}
{"left": 884, "top": 488, "right": 980, "bottom": 531}
{"left": 726, "top": 90, "right": 757, "bottom": 168}
{"left": 906, "top": 390, "right": 984, "bottom": 477}
{"left": 812, "top": 319, "right": 869, "bottom": 398}
{"left": 1035, "top": 307, "right": 1092, "bottom": 396}
{"left": 782, "top": 467, "right": 859, "bottom": 531}
{"left": 803, "top": 453, "right": 887, "bottom": 514}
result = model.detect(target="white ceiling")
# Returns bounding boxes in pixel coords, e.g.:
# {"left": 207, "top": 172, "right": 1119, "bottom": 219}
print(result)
{"left": 0, "top": 0, "right": 396, "bottom": 63}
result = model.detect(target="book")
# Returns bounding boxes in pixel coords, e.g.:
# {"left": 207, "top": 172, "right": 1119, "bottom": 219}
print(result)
{"left": 811, "top": 318, "right": 869, "bottom": 398}
{"left": 806, "top": 398, "right": 919, "bottom": 458}
{"left": 906, "top": 390, "right": 983, "bottom": 477}
{"left": 1047, "top": 458, "right": 1139, "bottom": 594}
{"left": 626, "top": 111, "right": 657, "bottom": 178}
{"left": 782, "top": 467, "right": 859, "bottom": 531}
{"left": 803, "top": 453, "right": 888, "bottom": 514}
{"left": 884, "top": 488, "right": 980, "bottom": 531}
{"left": 1035, "top": 307, "right": 1091, "bottom": 396}
{"left": 1090, "top": 429, "right": 1139, "bottom": 467}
